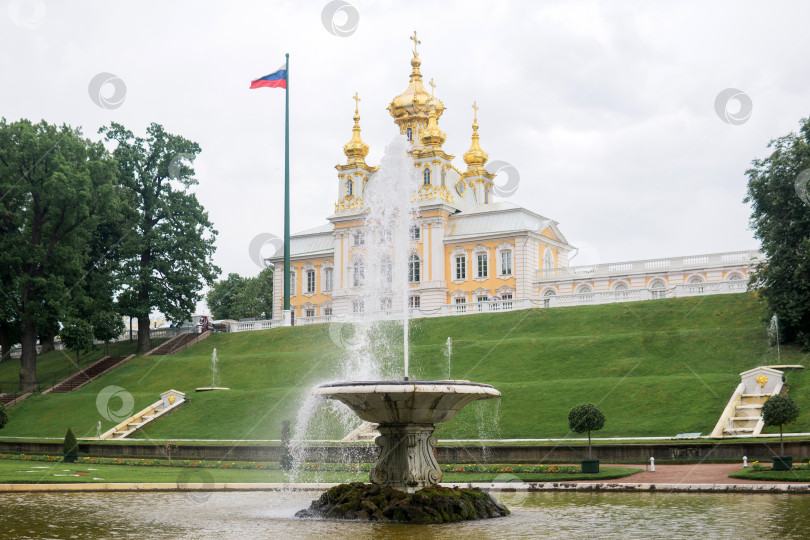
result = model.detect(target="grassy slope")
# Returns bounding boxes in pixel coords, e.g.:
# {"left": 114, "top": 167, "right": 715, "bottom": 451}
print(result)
{"left": 0, "top": 339, "right": 167, "bottom": 394}
{"left": 2, "top": 293, "right": 809, "bottom": 440}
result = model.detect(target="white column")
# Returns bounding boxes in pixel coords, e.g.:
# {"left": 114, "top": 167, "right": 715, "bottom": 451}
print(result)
{"left": 333, "top": 232, "right": 343, "bottom": 289}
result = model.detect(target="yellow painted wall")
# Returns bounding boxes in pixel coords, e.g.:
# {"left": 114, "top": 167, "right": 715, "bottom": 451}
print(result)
{"left": 287, "top": 257, "right": 333, "bottom": 315}
{"left": 444, "top": 239, "right": 516, "bottom": 302}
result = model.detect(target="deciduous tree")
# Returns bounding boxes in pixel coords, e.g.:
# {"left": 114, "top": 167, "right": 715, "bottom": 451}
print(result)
{"left": 100, "top": 123, "right": 219, "bottom": 353}
{"left": 746, "top": 117, "right": 810, "bottom": 346}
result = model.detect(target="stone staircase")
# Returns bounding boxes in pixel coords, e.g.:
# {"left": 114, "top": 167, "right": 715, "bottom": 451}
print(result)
{"left": 145, "top": 330, "right": 211, "bottom": 356}
{"left": 99, "top": 389, "right": 186, "bottom": 439}
{"left": 0, "top": 392, "right": 31, "bottom": 407}
{"left": 711, "top": 366, "right": 785, "bottom": 438}
{"left": 42, "top": 355, "right": 130, "bottom": 394}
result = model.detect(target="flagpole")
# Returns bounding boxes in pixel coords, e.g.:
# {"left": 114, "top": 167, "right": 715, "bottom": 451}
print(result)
{"left": 283, "top": 52, "right": 292, "bottom": 326}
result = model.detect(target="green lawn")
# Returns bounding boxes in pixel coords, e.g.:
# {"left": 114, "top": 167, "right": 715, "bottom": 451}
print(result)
{"left": 2, "top": 293, "right": 808, "bottom": 441}
{"left": 0, "top": 460, "right": 642, "bottom": 484}
{"left": 729, "top": 467, "right": 810, "bottom": 481}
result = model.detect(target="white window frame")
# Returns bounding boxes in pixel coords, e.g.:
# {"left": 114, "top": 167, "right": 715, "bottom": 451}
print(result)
{"left": 476, "top": 253, "right": 488, "bottom": 279}
{"left": 408, "top": 253, "right": 421, "bottom": 283}
{"left": 306, "top": 270, "right": 316, "bottom": 294}
{"left": 455, "top": 255, "right": 467, "bottom": 281}
{"left": 323, "top": 267, "right": 333, "bottom": 292}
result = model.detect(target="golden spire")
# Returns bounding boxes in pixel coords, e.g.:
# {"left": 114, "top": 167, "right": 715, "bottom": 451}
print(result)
{"left": 410, "top": 30, "right": 421, "bottom": 56}
{"left": 389, "top": 32, "right": 445, "bottom": 129}
{"left": 420, "top": 104, "right": 446, "bottom": 148}
{"left": 343, "top": 92, "right": 369, "bottom": 161}
{"left": 463, "top": 101, "right": 488, "bottom": 170}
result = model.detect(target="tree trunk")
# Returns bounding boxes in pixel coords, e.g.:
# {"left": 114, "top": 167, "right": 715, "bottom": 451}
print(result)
{"left": 588, "top": 431, "right": 592, "bottom": 460}
{"left": 19, "top": 319, "right": 38, "bottom": 391}
{"left": 780, "top": 425, "right": 784, "bottom": 456}
{"left": 137, "top": 315, "right": 151, "bottom": 354}
{"left": 105, "top": 341, "right": 110, "bottom": 356}
{"left": 0, "top": 322, "right": 10, "bottom": 363}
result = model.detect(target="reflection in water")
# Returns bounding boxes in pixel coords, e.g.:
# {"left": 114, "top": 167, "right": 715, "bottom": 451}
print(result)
{"left": 1, "top": 490, "right": 809, "bottom": 539}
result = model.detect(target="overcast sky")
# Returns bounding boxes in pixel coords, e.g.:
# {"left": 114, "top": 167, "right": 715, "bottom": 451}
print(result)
{"left": 4, "top": 0, "right": 809, "bottom": 302}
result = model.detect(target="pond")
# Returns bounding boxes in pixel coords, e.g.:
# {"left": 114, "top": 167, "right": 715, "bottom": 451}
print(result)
{"left": 1, "top": 490, "right": 808, "bottom": 539}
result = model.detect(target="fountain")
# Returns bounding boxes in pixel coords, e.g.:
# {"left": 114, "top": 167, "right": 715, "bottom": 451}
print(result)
{"left": 195, "top": 348, "right": 229, "bottom": 392}
{"left": 445, "top": 336, "right": 453, "bottom": 380}
{"left": 296, "top": 135, "right": 505, "bottom": 521}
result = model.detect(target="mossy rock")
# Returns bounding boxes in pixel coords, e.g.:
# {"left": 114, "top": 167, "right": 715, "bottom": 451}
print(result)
{"left": 295, "top": 483, "right": 510, "bottom": 523}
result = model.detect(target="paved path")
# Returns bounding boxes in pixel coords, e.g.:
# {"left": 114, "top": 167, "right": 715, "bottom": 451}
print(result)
{"left": 614, "top": 463, "right": 799, "bottom": 484}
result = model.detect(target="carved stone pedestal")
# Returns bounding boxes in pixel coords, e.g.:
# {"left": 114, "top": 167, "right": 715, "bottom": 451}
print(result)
{"left": 370, "top": 423, "right": 442, "bottom": 492}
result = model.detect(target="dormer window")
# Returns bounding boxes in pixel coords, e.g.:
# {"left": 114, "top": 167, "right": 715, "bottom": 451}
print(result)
{"left": 346, "top": 178, "right": 353, "bottom": 196}
{"left": 406, "top": 127, "right": 413, "bottom": 141}
{"left": 423, "top": 167, "right": 431, "bottom": 186}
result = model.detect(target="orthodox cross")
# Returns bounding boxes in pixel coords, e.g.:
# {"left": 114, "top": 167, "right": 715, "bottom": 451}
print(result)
{"left": 429, "top": 78, "right": 436, "bottom": 96}
{"left": 472, "top": 101, "right": 479, "bottom": 122}
{"left": 353, "top": 92, "right": 361, "bottom": 113}
{"left": 410, "top": 30, "right": 421, "bottom": 56}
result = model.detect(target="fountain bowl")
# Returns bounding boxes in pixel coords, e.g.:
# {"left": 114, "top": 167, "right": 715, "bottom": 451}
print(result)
{"left": 313, "top": 380, "right": 501, "bottom": 492}
{"left": 312, "top": 380, "right": 501, "bottom": 425}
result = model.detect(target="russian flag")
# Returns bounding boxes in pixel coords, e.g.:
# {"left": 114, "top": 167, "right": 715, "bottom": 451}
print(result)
{"left": 250, "top": 65, "right": 287, "bottom": 89}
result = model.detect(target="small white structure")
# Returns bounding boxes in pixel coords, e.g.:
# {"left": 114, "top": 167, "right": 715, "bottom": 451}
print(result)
{"left": 99, "top": 389, "right": 187, "bottom": 440}
{"left": 711, "top": 367, "right": 784, "bottom": 438}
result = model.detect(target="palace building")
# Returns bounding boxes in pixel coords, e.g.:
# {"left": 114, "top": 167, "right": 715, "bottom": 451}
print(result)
{"left": 267, "top": 38, "right": 758, "bottom": 326}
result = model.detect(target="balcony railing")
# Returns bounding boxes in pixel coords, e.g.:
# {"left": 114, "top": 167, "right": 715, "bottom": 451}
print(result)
{"left": 537, "top": 250, "right": 761, "bottom": 283}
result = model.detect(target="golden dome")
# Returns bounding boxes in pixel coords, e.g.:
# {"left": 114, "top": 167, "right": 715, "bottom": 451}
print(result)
{"left": 420, "top": 106, "right": 446, "bottom": 147}
{"left": 463, "top": 102, "right": 488, "bottom": 170}
{"left": 343, "top": 92, "right": 369, "bottom": 161}
{"left": 388, "top": 37, "right": 445, "bottom": 127}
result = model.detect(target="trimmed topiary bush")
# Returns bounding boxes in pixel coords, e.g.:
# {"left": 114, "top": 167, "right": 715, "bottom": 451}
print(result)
{"left": 63, "top": 428, "right": 78, "bottom": 463}
{"left": 762, "top": 394, "right": 800, "bottom": 456}
{"left": 0, "top": 402, "right": 7, "bottom": 429}
{"left": 568, "top": 403, "right": 606, "bottom": 459}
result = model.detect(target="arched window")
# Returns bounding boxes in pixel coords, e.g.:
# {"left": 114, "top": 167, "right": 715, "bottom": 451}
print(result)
{"left": 441, "top": 169, "right": 446, "bottom": 186}
{"left": 423, "top": 167, "right": 431, "bottom": 186}
{"left": 408, "top": 253, "right": 421, "bottom": 283}
{"left": 484, "top": 188, "right": 489, "bottom": 203}
{"left": 353, "top": 259, "right": 365, "bottom": 287}
{"left": 650, "top": 279, "right": 666, "bottom": 299}
{"left": 346, "top": 178, "right": 353, "bottom": 196}
{"left": 543, "top": 248, "right": 554, "bottom": 269}
{"left": 381, "top": 256, "right": 393, "bottom": 284}
{"left": 542, "top": 288, "right": 557, "bottom": 308}
{"left": 575, "top": 285, "right": 594, "bottom": 303}
{"left": 613, "top": 282, "right": 629, "bottom": 301}
{"left": 613, "top": 282, "right": 628, "bottom": 290}
{"left": 686, "top": 275, "right": 705, "bottom": 295}
{"left": 406, "top": 127, "right": 412, "bottom": 142}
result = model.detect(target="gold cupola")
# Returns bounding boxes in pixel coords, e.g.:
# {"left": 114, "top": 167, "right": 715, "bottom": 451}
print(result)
{"left": 343, "top": 92, "right": 369, "bottom": 162}
{"left": 420, "top": 105, "right": 446, "bottom": 148}
{"left": 463, "top": 101, "right": 489, "bottom": 174}
{"left": 388, "top": 31, "right": 445, "bottom": 136}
